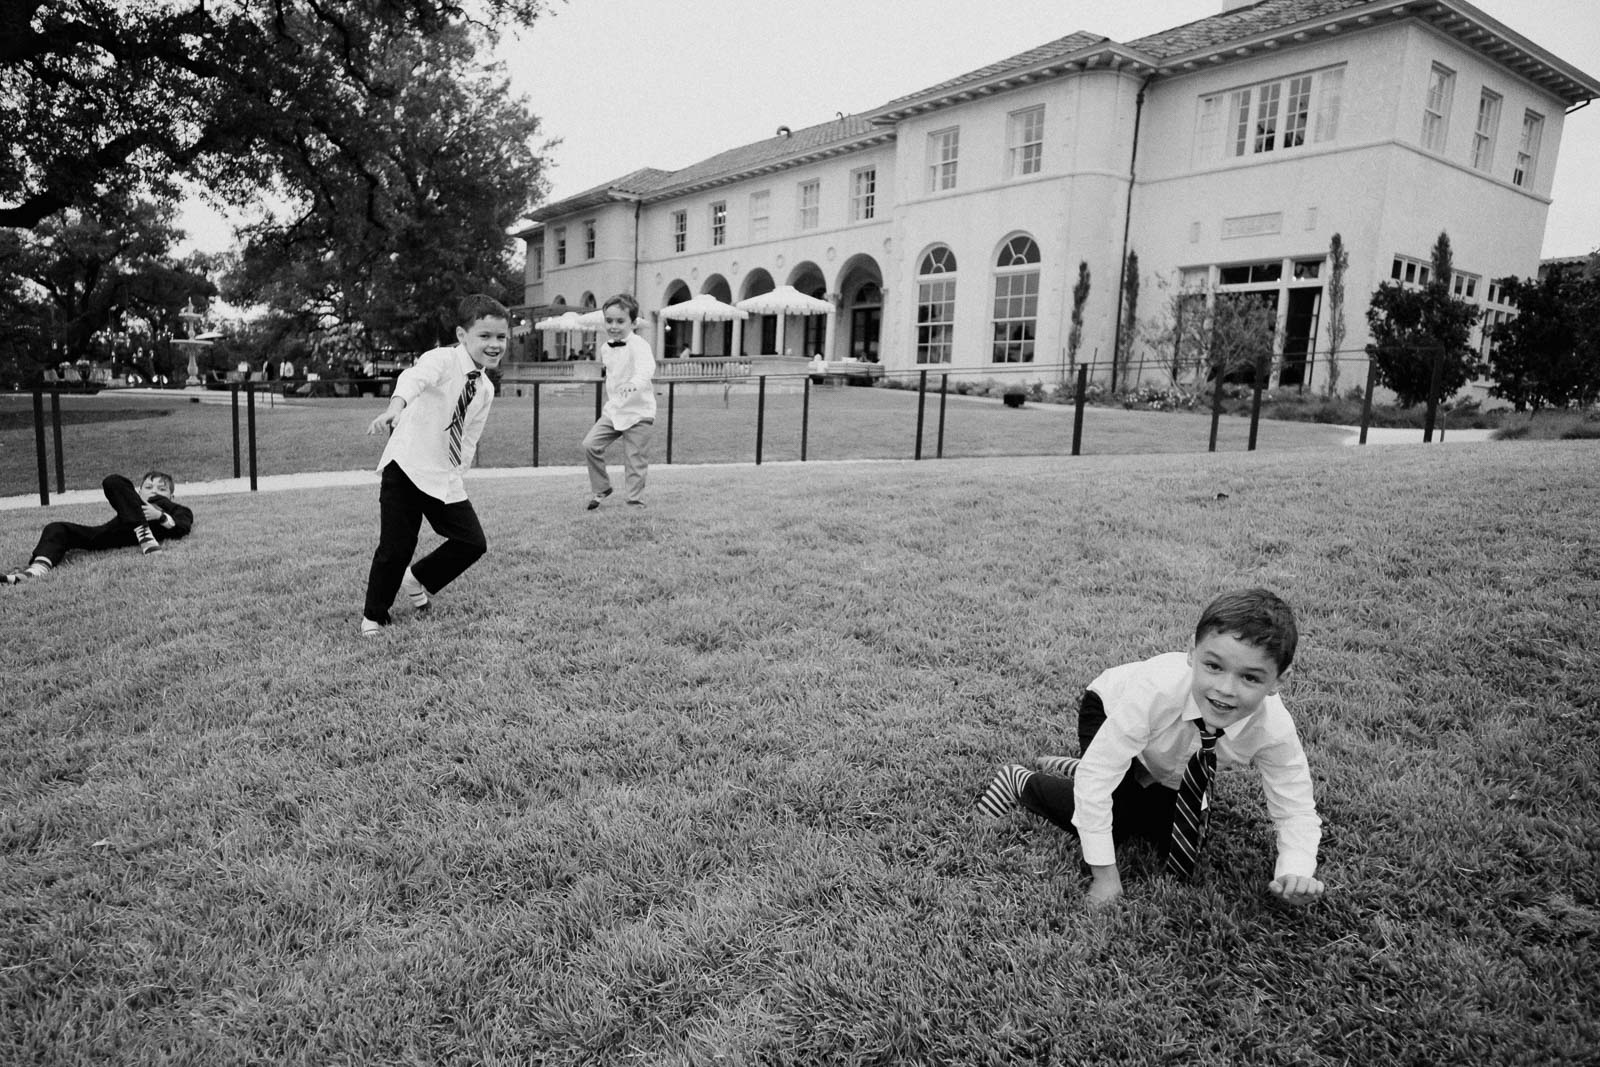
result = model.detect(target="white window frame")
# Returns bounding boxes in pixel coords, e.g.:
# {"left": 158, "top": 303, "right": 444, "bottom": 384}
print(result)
{"left": 927, "top": 128, "right": 959, "bottom": 192}
{"left": 1472, "top": 90, "right": 1501, "bottom": 171}
{"left": 991, "top": 235, "right": 1041, "bottom": 364}
{"left": 1422, "top": 63, "right": 1454, "bottom": 152}
{"left": 554, "top": 226, "right": 567, "bottom": 266}
{"left": 583, "top": 219, "right": 596, "bottom": 260}
{"left": 1514, "top": 111, "right": 1543, "bottom": 187}
{"left": 710, "top": 201, "right": 726, "bottom": 247}
{"left": 798, "top": 179, "right": 820, "bottom": 230}
{"left": 1007, "top": 106, "right": 1044, "bottom": 178}
{"left": 671, "top": 210, "right": 686, "bottom": 254}
{"left": 1390, "top": 254, "right": 1431, "bottom": 288}
{"left": 850, "top": 167, "right": 876, "bottom": 222}
{"left": 532, "top": 238, "right": 544, "bottom": 281}
{"left": 915, "top": 246, "right": 958, "bottom": 364}
{"left": 749, "top": 190, "right": 770, "bottom": 240}
{"left": 1194, "top": 66, "right": 1344, "bottom": 166}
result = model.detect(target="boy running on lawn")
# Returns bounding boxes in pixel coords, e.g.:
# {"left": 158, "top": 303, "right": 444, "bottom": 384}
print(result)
{"left": 977, "top": 588, "right": 1325, "bottom": 908}
{"left": 359, "top": 294, "right": 507, "bottom": 637}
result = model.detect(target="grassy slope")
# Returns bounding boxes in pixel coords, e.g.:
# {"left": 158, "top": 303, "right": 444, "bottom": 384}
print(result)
{"left": 1, "top": 443, "right": 1596, "bottom": 1066}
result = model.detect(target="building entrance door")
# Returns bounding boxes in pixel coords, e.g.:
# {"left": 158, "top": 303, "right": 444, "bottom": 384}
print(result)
{"left": 1279, "top": 288, "right": 1322, "bottom": 390}
{"left": 850, "top": 306, "right": 881, "bottom": 362}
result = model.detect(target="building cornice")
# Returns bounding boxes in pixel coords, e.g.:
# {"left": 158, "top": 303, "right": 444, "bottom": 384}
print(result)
{"left": 638, "top": 130, "right": 899, "bottom": 203}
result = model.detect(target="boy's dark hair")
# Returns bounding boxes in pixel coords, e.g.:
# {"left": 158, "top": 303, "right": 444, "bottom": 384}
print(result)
{"left": 142, "top": 470, "right": 177, "bottom": 496}
{"left": 601, "top": 293, "right": 640, "bottom": 321}
{"left": 1195, "top": 588, "right": 1298, "bottom": 672}
{"left": 457, "top": 294, "right": 510, "bottom": 329}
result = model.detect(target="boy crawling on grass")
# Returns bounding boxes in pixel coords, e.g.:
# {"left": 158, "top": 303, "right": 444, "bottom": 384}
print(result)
{"left": 977, "top": 588, "right": 1325, "bottom": 908}
{"left": 3, "top": 471, "right": 193, "bottom": 585}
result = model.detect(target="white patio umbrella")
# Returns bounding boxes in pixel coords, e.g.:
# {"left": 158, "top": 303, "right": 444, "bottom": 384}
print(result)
{"left": 658, "top": 293, "right": 748, "bottom": 322}
{"left": 534, "top": 310, "right": 592, "bottom": 360}
{"left": 735, "top": 285, "right": 833, "bottom": 356}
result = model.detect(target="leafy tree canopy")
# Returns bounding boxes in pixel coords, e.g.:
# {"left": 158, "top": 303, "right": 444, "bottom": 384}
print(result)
{"left": 2, "top": 0, "right": 549, "bottom": 231}
{"left": 1365, "top": 232, "right": 1480, "bottom": 407}
{"left": 1484, "top": 255, "right": 1600, "bottom": 412}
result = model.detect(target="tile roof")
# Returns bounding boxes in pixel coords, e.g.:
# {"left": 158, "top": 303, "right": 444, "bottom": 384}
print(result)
{"left": 1128, "top": 0, "right": 1372, "bottom": 59}
{"left": 643, "top": 114, "right": 883, "bottom": 198}
{"left": 872, "top": 31, "right": 1109, "bottom": 111}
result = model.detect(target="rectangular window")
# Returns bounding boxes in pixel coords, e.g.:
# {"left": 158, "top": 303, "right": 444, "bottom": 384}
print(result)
{"left": 991, "top": 271, "right": 1039, "bottom": 363}
{"left": 798, "top": 179, "right": 820, "bottom": 229}
{"left": 710, "top": 201, "right": 726, "bottom": 247}
{"left": 749, "top": 190, "right": 770, "bottom": 240}
{"left": 1007, "top": 106, "right": 1044, "bottom": 177}
{"left": 850, "top": 167, "right": 876, "bottom": 222}
{"left": 1422, "top": 64, "right": 1454, "bottom": 152}
{"left": 1451, "top": 271, "right": 1480, "bottom": 300}
{"left": 672, "top": 211, "right": 686, "bottom": 254}
{"left": 532, "top": 239, "right": 544, "bottom": 281}
{"left": 916, "top": 279, "right": 956, "bottom": 363}
{"left": 554, "top": 226, "right": 566, "bottom": 266}
{"left": 1391, "top": 254, "right": 1430, "bottom": 287}
{"left": 1515, "top": 111, "right": 1543, "bottom": 187}
{"left": 583, "top": 220, "right": 596, "bottom": 259}
{"left": 1195, "top": 66, "right": 1344, "bottom": 165}
{"left": 927, "top": 128, "right": 959, "bottom": 191}
{"left": 1472, "top": 90, "right": 1501, "bottom": 171}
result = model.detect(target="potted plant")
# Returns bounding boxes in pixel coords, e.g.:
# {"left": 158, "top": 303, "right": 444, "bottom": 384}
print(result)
{"left": 1003, "top": 385, "right": 1027, "bottom": 408}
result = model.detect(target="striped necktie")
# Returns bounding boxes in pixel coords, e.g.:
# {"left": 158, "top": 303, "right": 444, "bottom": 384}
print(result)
{"left": 1166, "top": 722, "right": 1223, "bottom": 881}
{"left": 447, "top": 369, "right": 481, "bottom": 467}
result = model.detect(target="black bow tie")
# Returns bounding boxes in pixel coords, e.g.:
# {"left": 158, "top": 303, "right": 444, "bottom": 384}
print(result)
{"left": 606, "top": 340, "right": 627, "bottom": 348}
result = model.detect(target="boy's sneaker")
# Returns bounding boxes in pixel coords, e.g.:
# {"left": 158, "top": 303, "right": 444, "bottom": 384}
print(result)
{"left": 976, "top": 764, "right": 1035, "bottom": 819}
{"left": 2, "top": 571, "right": 25, "bottom": 585}
{"left": 1036, "top": 756, "right": 1081, "bottom": 779}
{"left": 585, "top": 488, "right": 613, "bottom": 511}
{"left": 5, "top": 560, "right": 52, "bottom": 584}
{"left": 360, "top": 617, "right": 385, "bottom": 638}
{"left": 135, "top": 524, "right": 161, "bottom": 554}
{"left": 400, "top": 568, "right": 430, "bottom": 612}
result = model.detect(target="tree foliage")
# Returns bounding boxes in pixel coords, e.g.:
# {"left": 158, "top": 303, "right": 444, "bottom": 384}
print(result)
{"left": 1365, "top": 232, "right": 1480, "bottom": 407}
{"left": 222, "top": 23, "right": 546, "bottom": 355}
{"left": 1147, "top": 280, "right": 1278, "bottom": 387}
{"left": 1483, "top": 256, "right": 1600, "bottom": 412}
{"left": 1115, "top": 251, "right": 1140, "bottom": 389}
{"left": 1067, "top": 261, "right": 1090, "bottom": 369}
{"left": 2, "top": 0, "right": 549, "bottom": 231}
{"left": 1324, "top": 232, "right": 1348, "bottom": 398}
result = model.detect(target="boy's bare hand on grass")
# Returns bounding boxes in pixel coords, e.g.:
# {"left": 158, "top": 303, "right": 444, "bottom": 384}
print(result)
{"left": 1268, "top": 873, "right": 1325, "bottom": 905}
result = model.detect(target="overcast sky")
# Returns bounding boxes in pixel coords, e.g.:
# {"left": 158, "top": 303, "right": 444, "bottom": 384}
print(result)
{"left": 182, "top": 0, "right": 1600, "bottom": 258}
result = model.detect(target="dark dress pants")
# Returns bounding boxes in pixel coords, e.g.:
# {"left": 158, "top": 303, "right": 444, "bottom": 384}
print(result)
{"left": 1018, "top": 690, "right": 1180, "bottom": 850}
{"left": 31, "top": 475, "right": 150, "bottom": 566}
{"left": 363, "top": 461, "right": 487, "bottom": 624}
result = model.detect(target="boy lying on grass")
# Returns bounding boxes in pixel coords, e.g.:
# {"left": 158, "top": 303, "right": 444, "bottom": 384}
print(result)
{"left": 4, "top": 471, "right": 193, "bottom": 584}
{"left": 978, "top": 588, "right": 1325, "bottom": 908}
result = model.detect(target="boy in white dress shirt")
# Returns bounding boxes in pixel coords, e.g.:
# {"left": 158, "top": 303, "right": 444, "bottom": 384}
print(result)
{"left": 359, "top": 294, "right": 508, "bottom": 637}
{"left": 582, "top": 293, "right": 656, "bottom": 510}
{"left": 977, "top": 588, "right": 1326, "bottom": 909}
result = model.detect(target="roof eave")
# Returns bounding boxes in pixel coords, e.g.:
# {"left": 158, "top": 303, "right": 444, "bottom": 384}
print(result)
{"left": 1150, "top": 0, "right": 1599, "bottom": 105}
{"left": 640, "top": 130, "right": 899, "bottom": 203}
{"left": 864, "top": 43, "right": 1160, "bottom": 125}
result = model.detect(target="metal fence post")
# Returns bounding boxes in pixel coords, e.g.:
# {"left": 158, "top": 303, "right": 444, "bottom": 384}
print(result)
{"left": 32, "top": 389, "right": 49, "bottom": 506}
{"left": 531, "top": 381, "right": 541, "bottom": 468}
{"left": 801, "top": 376, "right": 811, "bottom": 462}
{"left": 1423, "top": 345, "right": 1444, "bottom": 443}
{"left": 937, "top": 373, "right": 949, "bottom": 459}
{"left": 594, "top": 380, "right": 603, "bottom": 422}
{"left": 1072, "top": 364, "right": 1088, "bottom": 457}
{"left": 915, "top": 369, "right": 928, "bottom": 460}
{"left": 50, "top": 389, "right": 64, "bottom": 493}
{"left": 1247, "top": 360, "right": 1266, "bottom": 452}
{"left": 1208, "top": 370, "right": 1225, "bottom": 453}
{"left": 246, "top": 381, "right": 259, "bottom": 491}
{"left": 231, "top": 385, "right": 242, "bottom": 479}
{"left": 666, "top": 381, "right": 676, "bottom": 465}
{"left": 1359, "top": 358, "right": 1378, "bottom": 445}
{"left": 755, "top": 375, "right": 766, "bottom": 465}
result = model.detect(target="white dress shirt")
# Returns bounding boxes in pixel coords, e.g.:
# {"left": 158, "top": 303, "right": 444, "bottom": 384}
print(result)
{"left": 599, "top": 334, "right": 656, "bottom": 431}
{"left": 377, "top": 345, "right": 494, "bottom": 503}
{"left": 1074, "top": 651, "right": 1322, "bottom": 879}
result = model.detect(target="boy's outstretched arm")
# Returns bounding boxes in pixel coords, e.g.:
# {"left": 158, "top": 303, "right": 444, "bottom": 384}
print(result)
{"left": 1268, "top": 873, "right": 1325, "bottom": 905}
{"left": 1087, "top": 863, "right": 1122, "bottom": 907}
{"left": 367, "top": 396, "right": 407, "bottom": 435}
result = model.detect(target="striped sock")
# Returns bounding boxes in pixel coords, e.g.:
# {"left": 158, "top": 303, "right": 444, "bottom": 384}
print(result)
{"left": 1036, "top": 756, "right": 1081, "bottom": 779}
{"left": 5, "top": 559, "right": 51, "bottom": 583}
{"left": 976, "top": 764, "right": 1035, "bottom": 819}
{"left": 135, "top": 524, "right": 160, "bottom": 554}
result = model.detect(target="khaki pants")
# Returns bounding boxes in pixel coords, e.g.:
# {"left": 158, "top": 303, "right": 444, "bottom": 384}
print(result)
{"left": 583, "top": 416, "right": 653, "bottom": 502}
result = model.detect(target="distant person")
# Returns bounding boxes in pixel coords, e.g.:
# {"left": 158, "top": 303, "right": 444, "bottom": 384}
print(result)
{"left": 280, "top": 357, "right": 296, "bottom": 381}
{"left": 976, "top": 588, "right": 1325, "bottom": 909}
{"left": 3, "top": 472, "right": 194, "bottom": 584}
{"left": 582, "top": 293, "right": 656, "bottom": 511}
{"left": 359, "top": 294, "right": 507, "bottom": 637}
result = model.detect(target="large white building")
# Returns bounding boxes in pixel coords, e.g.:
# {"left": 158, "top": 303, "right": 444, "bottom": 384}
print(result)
{"left": 513, "top": 0, "right": 1598, "bottom": 392}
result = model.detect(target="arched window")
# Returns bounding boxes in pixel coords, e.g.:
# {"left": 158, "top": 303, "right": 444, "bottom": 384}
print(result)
{"left": 916, "top": 246, "right": 958, "bottom": 364}
{"left": 991, "top": 235, "right": 1040, "bottom": 363}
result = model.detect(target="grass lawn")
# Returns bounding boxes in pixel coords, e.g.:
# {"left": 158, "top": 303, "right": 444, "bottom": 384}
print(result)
{"left": 2, "top": 441, "right": 1596, "bottom": 1065}
{"left": 0, "top": 386, "right": 1355, "bottom": 498}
